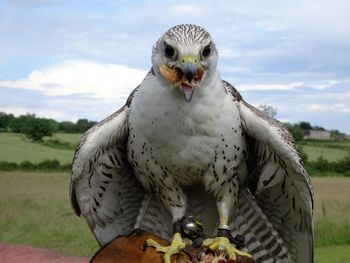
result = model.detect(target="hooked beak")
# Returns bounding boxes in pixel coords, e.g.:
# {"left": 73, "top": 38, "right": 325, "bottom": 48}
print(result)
{"left": 179, "top": 61, "right": 197, "bottom": 102}
{"left": 182, "top": 61, "right": 197, "bottom": 83}
{"left": 159, "top": 55, "right": 204, "bottom": 102}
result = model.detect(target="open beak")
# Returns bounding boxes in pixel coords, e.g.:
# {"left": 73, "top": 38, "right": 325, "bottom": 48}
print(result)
{"left": 159, "top": 55, "right": 204, "bottom": 102}
{"left": 182, "top": 61, "right": 197, "bottom": 83}
{"left": 179, "top": 61, "right": 197, "bottom": 102}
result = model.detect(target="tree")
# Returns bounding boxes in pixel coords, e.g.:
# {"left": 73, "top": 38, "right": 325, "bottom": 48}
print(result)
{"left": 258, "top": 104, "right": 277, "bottom": 118}
{"left": 330, "top": 129, "right": 344, "bottom": 140}
{"left": 9, "top": 114, "right": 32, "bottom": 133}
{"left": 299, "top": 121, "right": 312, "bottom": 130}
{"left": 0, "top": 112, "right": 14, "bottom": 131}
{"left": 23, "top": 116, "right": 55, "bottom": 141}
{"left": 58, "top": 121, "right": 76, "bottom": 133}
{"left": 75, "top": 119, "right": 96, "bottom": 133}
{"left": 1, "top": 112, "right": 99, "bottom": 135}
{"left": 47, "top": 118, "right": 59, "bottom": 133}
{"left": 284, "top": 123, "right": 304, "bottom": 142}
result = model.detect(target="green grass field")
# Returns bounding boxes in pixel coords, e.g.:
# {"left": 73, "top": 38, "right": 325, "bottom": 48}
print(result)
{"left": 0, "top": 171, "right": 98, "bottom": 256}
{"left": 0, "top": 133, "right": 75, "bottom": 164}
{"left": 299, "top": 140, "right": 350, "bottom": 162}
{"left": 302, "top": 145, "right": 349, "bottom": 162}
{"left": 1, "top": 132, "right": 350, "bottom": 167}
{"left": 301, "top": 140, "right": 350, "bottom": 151}
{"left": 313, "top": 177, "right": 350, "bottom": 248}
{"left": 315, "top": 245, "right": 350, "bottom": 263}
{"left": 44, "top": 133, "right": 82, "bottom": 145}
{"left": 0, "top": 171, "right": 349, "bottom": 262}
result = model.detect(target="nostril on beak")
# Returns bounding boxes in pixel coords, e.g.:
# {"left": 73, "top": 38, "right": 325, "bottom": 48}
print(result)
{"left": 182, "top": 62, "right": 196, "bottom": 83}
{"left": 184, "top": 71, "right": 194, "bottom": 83}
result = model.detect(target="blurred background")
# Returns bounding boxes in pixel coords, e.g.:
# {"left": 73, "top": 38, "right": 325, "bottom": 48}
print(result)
{"left": 0, "top": 1, "right": 349, "bottom": 262}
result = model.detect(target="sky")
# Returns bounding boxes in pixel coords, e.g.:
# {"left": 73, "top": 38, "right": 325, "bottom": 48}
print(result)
{"left": 0, "top": 0, "right": 349, "bottom": 133}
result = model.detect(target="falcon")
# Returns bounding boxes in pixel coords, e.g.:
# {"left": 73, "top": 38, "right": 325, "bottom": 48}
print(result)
{"left": 70, "top": 24, "right": 314, "bottom": 263}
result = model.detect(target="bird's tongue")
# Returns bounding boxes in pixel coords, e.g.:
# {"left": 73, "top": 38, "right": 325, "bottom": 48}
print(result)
{"left": 180, "top": 83, "right": 194, "bottom": 102}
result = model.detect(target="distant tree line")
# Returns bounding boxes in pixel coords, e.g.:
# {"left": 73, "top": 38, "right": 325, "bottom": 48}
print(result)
{"left": 300, "top": 149, "right": 350, "bottom": 177}
{"left": 0, "top": 110, "right": 346, "bottom": 143}
{"left": 283, "top": 121, "right": 345, "bottom": 142}
{"left": 0, "top": 159, "right": 71, "bottom": 172}
{"left": 283, "top": 122, "right": 311, "bottom": 142}
{"left": 0, "top": 112, "right": 96, "bottom": 141}
{"left": 257, "top": 105, "right": 329, "bottom": 142}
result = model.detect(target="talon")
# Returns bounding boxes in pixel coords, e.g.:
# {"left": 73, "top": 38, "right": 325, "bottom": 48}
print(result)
{"left": 145, "top": 238, "right": 168, "bottom": 253}
{"left": 145, "top": 233, "right": 186, "bottom": 263}
{"left": 142, "top": 241, "right": 148, "bottom": 251}
{"left": 202, "top": 237, "right": 252, "bottom": 260}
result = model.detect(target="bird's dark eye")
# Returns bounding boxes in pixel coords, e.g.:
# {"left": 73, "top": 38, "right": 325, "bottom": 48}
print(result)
{"left": 164, "top": 43, "right": 176, "bottom": 59}
{"left": 202, "top": 44, "right": 211, "bottom": 58}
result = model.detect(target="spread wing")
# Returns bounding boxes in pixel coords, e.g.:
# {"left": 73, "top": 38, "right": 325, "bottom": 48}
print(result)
{"left": 69, "top": 101, "right": 146, "bottom": 246}
{"left": 70, "top": 76, "right": 173, "bottom": 246}
{"left": 224, "top": 81, "right": 314, "bottom": 263}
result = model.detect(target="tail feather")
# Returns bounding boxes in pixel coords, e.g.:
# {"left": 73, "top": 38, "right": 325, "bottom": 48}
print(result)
{"left": 136, "top": 187, "right": 293, "bottom": 263}
{"left": 136, "top": 185, "right": 218, "bottom": 240}
{"left": 230, "top": 190, "right": 291, "bottom": 262}
{"left": 135, "top": 194, "right": 172, "bottom": 240}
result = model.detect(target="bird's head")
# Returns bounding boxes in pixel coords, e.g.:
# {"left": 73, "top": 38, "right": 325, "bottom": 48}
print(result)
{"left": 152, "top": 24, "right": 218, "bottom": 102}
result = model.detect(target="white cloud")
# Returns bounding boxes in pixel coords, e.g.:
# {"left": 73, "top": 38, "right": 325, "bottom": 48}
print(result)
{"left": 308, "top": 103, "right": 350, "bottom": 113}
{"left": 0, "top": 106, "right": 68, "bottom": 120}
{"left": 237, "top": 80, "right": 344, "bottom": 91}
{"left": 306, "top": 80, "right": 341, "bottom": 90}
{"left": 0, "top": 60, "right": 147, "bottom": 101}
{"left": 219, "top": 65, "right": 250, "bottom": 74}
{"left": 219, "top": 48, "right": 239, "bottom": 59}
{"left": 0, "top": 106, "right": 32, "bottom": 116}
{"left": 308, "top": 104, "right": 324, "bottom": 111}
{"left": 167, "top": 4, "right": 207, "bottom": 17}
{"left": 237, "top": 82, "right": 303, "bottom": 91}
{"left": 280, "top": 0, "right": 350, "bottom": 42}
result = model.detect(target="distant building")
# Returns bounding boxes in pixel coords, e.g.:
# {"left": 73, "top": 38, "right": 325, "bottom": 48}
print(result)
{"left": 304, "top": 129, "right": 331, "bottom": 140}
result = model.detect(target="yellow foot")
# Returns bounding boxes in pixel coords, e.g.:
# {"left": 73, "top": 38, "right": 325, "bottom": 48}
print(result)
{"left": 202, "top": 237, "right": 252, "bottom": 260}
{"left": 146, "top": 232, "right": 186, "bottom": 263}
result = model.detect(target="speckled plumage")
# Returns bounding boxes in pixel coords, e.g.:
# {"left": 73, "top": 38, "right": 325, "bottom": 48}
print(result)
{"left": 127, "top": 67, "right": 245, "bottom": 225}
{"left": 70, "top": 24, "right": 314, "bottom": 263}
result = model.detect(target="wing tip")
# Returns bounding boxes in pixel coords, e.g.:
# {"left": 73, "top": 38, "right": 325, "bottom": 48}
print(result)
{"left": 222, "top": 80, "right": 243, "bottom": 101}
{"left": 69, "top": 180, "right": 82, "bottom": 216}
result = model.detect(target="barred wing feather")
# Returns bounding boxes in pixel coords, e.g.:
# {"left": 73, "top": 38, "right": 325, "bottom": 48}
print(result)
{"left": 69, "top": 105, "right": 147, "bottom": 246}
{"left": 225, "top": 81, "right": 314, "bottom": 263}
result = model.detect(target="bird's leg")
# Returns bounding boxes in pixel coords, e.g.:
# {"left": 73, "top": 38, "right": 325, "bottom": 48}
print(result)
{"left": 146, "top": 219, "right": 186, "bottom": 263}
{"left": 145, "top": 187, "right": 187, "bottom": 263}
{"left": 203, "top": 225, "right": 251, "bottom": 260}
{"left": 202, "top": 177, "right": 252, "bottom": 260}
